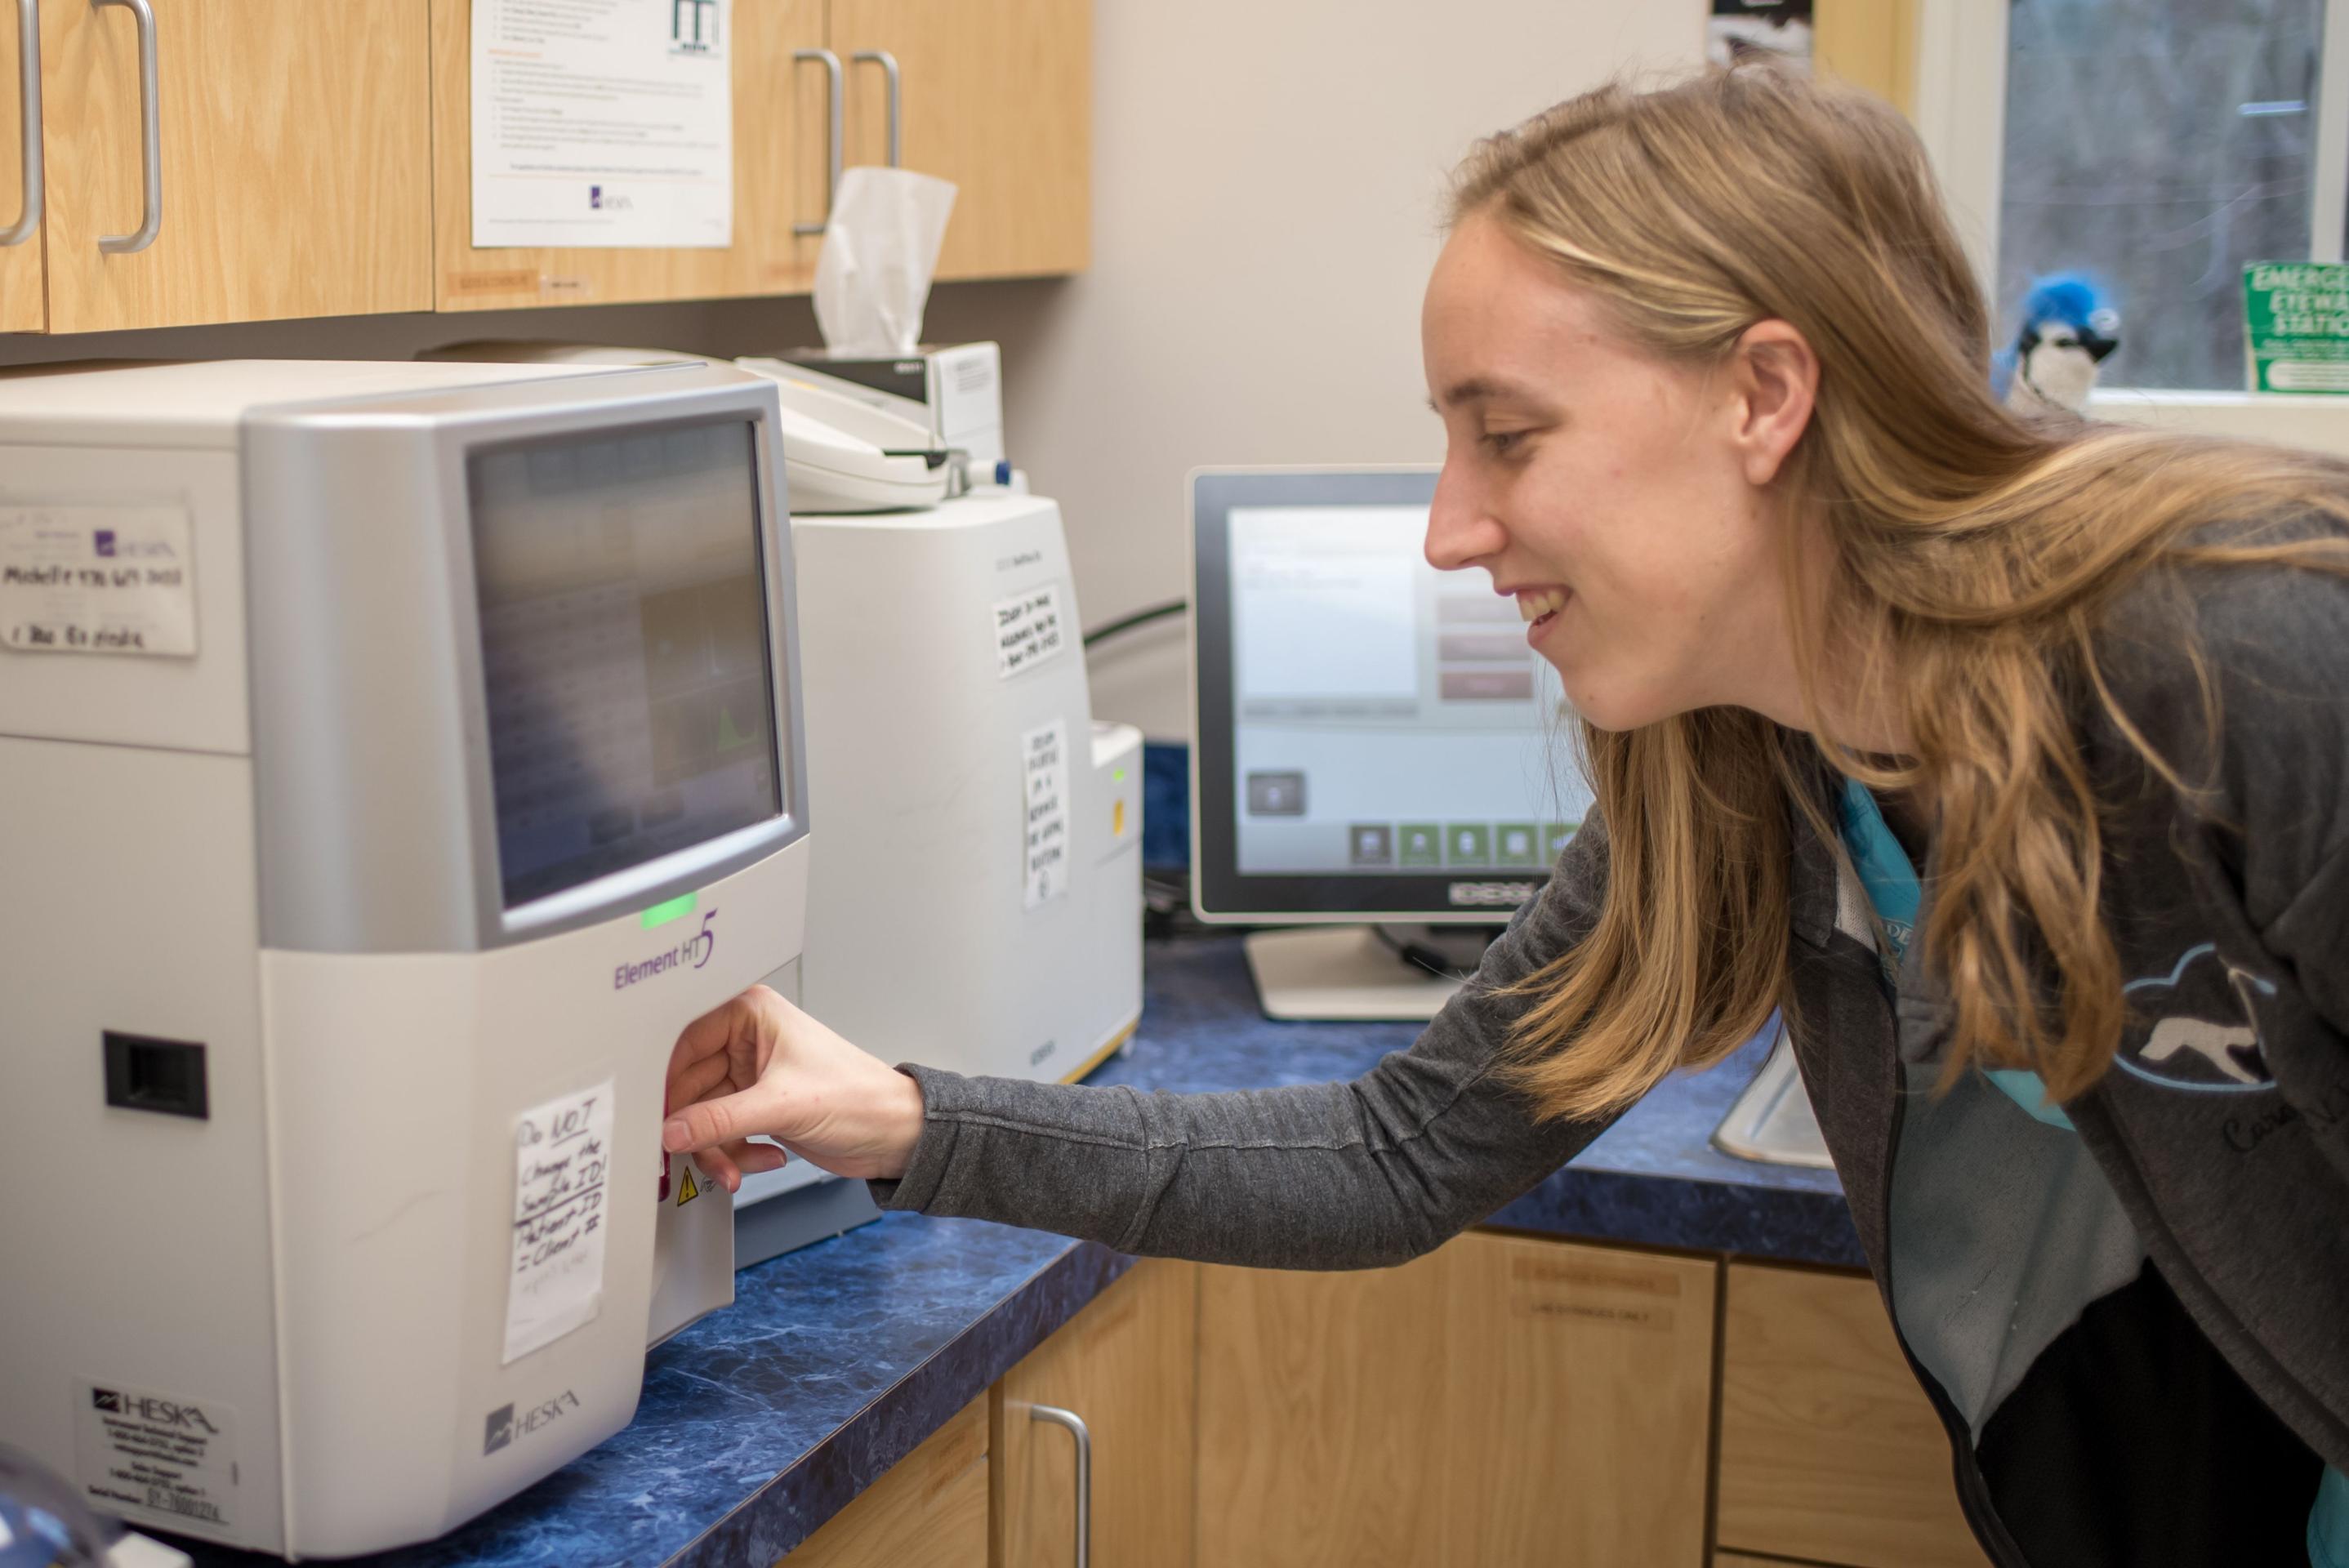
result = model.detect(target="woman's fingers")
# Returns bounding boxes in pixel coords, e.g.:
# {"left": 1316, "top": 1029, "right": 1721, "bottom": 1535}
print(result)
{"left": 694, "top": 1139, "right": 785, "bottom": 1194}
{"left": 694, "top": 1142, "right": 742, "bottom": 1192}
{"left": 663, "top": 1080, "right": 790, "bottom": 1158}
{"left": 735, "top": 1142, "right": 789, "bottom": 1176}
{"left": 666, "top": 1045, "right": 741, "bottom": 1111}
{"left": 667, "top": 987, "right": 780, "bottom": 1104}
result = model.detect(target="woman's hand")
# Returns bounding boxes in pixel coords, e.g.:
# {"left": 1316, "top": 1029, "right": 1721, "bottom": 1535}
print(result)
{"left": 661, "top": 985, "right": 926, "bottom": 1192}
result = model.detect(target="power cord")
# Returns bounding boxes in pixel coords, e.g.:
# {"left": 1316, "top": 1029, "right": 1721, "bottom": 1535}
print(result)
{"left": 1083, "top": 599, "right": 1188, "bottom": 649}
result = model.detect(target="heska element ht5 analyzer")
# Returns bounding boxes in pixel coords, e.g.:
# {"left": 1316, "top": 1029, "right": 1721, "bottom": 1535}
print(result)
{"left": 0, "top": 359, "right": 813, "bottom": 1556}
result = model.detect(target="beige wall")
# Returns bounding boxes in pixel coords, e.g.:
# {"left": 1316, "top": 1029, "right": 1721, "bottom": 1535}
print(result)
{"left": 923, "top": 0, "right": 1709, "bottom": 736}
{"left": 0, "top": 0, "right": 1708, "bottom": 737}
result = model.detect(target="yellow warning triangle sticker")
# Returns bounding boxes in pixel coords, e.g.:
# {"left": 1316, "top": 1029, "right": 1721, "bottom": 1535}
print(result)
{"left": 676, "top": 1166, "right": 700, "bottom": 1206}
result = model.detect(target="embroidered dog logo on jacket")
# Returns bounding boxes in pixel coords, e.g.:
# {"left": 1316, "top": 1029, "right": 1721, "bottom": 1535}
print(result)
{"left": 2119, "top": 943, "right": 2276, "bottom": 1090}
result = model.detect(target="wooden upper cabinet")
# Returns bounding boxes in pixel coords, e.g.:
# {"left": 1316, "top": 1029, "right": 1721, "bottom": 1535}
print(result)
{"left": 0, "top": 2, "right": 41, "bottom": 332}
{"left": 37, "top": 0, "right": 430, "bottom": 332}
{"left": 429, "top": 0, "right": 827, "bottom": 312}
{"left": 827, "top": 0, "right": 1090, "bottom": 282}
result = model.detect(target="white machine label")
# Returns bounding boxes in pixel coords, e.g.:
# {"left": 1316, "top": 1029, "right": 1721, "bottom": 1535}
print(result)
{"left": 470, "top": 0, "right": 733, "bottom": 249}
{"left": 75, "top": 1379, "right": 237, "bottom": 1534}
{"left": 1022, "top": 719, "right": 1072, "bottom": 909}
{"left": 0, "top": 505, "right": 195, "bottom": 657}
{"left": 994, "top": 581, "right": 1068, "bottom": 679}
{"left": 505, "top": 1079, "right": 616, "bottom": 1364}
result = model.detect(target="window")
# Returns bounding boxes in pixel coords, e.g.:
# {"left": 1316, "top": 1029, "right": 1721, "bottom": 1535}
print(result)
{"left": 1917, "top": 0, "right": 2349, "bottom": 392}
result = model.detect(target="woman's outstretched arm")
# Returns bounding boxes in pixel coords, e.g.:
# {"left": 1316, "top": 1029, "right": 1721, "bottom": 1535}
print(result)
{"left": 663, "top": 816, "right": 1617, "bottom": 1270}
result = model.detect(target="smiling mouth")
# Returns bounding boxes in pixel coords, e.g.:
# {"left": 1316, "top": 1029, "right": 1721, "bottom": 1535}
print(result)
{"left": 1517, "top": 587, "right": 1568, "bottom": 636}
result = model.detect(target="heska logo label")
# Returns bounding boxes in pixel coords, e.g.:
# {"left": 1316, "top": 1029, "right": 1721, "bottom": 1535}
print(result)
{"left": 614, "top": 911, "right": 720, "bottom": 991}
{"left": 91, "top": 1388, "right": 221, "bottom": 1434}
{"left": 1448, "top": 880, "right": 1537, "bottom": 909}
{"left": 484, "top": 1390, "right": 582, "bottom": 1454}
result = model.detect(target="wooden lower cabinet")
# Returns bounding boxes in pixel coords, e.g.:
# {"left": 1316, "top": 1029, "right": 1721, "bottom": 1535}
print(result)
{"left": 1717, "top": 1263, "right": 1992, "bottom": 1568}
{"left": 780, "top": 1241, "right": 1995, "bottom": 1568}
{"left": 1197, "top": 1232, "right": 1720, "bottom": 1567}
{"left": 992, "top": 1258, "right": 1198, "bottom": 1568}
{"left": 779, "top": 1396, "right": 988, "bottom": 1567}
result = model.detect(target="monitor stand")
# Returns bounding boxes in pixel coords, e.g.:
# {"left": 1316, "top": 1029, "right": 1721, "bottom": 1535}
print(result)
{"left": 1244, "top": 924, "right": 1487, "bottom": 1021}
{"left": 1709, "top": 1023, "right": 1832, "bottom": 1169}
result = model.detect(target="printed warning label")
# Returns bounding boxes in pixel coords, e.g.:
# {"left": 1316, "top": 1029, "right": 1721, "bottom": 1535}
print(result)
{"left": 675, "top": 1165, "right": 701, "bottom": 1206}
{"left": 76, "top": 1379, "right": 237, "bottom": 1534}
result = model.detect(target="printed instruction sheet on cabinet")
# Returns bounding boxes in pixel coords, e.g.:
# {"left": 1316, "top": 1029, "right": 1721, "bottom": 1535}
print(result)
{"left": 472, "top": 0, "right": 734, "bottom": 249}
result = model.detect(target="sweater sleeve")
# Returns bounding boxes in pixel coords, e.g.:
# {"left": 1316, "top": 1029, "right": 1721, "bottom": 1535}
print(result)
{"left": 864, "top": 811, "right": 1620, "bottom": 1269}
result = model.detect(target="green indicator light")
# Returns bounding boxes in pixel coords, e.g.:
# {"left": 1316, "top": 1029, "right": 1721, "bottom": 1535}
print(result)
{"left": 641, "top": 892, "right": 698, "bottom": 930}
{"left": 1112, "top": 768, "right": 1128, "bottom": 782}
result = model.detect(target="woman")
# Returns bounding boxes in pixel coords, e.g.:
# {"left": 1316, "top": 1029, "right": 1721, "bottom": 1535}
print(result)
{"left": 663, "top": 67, "right": 2349, "bottom": 1567}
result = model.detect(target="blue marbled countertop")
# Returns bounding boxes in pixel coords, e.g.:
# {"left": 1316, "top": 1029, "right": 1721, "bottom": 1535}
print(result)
{"left": 177, "top": 936, "right": 1856, "bottom": 1568}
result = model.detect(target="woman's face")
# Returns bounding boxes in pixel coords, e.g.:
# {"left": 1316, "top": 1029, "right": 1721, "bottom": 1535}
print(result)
{"left": 1420, "top": 212, "right": 1813, "bottom": 733}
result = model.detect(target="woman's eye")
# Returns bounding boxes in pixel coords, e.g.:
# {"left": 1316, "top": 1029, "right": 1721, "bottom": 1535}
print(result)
{"left": 1481, "top": 430, "right": 1528, "bottom": 456}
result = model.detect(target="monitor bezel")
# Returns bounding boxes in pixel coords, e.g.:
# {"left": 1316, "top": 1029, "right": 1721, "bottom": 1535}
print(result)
{"left": 1188, "top": 465, "right": 1553, "bottom": 925}
{"left": 245, "top": 365, "right": 811, "bottom": 954}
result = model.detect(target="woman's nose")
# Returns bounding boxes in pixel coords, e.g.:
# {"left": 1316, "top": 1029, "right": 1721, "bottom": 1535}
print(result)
{"left": 1425, "top": 463, "right": 1506, "bottom": 571}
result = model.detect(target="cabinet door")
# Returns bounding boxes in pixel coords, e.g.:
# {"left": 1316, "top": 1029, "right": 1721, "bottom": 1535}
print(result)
{"left": 993, "top": 1258, "right": 1197, "bottom": 1568}
{"left": 38, "top": 0, "right": 430, "bottom": 332}
{"left": 430, "top": 0, "right": 826, "bottom": 311}
{"left": 1197, "top": 1245, "right": 1455, "bottom": 1565}
{"left": 781, "top": 1396, "right": 988, "bottom": 1566}
{"left": 1442, "top": 1235, "right": 1716, "bottom": 1565}
{"left": 0, "top": 1, "right": 40, "bottom": 333}
{"left": 827, "top": 0, "right": 1089, "bottom": 282}
{"left": 1197, "top": 1232, "right": 1719, "bottom": 1568}
{"left": 1717, "top": 1263, "right": 1991, "bottom": 1568}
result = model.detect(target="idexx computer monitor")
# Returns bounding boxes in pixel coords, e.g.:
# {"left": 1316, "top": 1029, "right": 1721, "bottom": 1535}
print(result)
{"left": 1189, "top": 467, "right": 1595, "bottom": 1017}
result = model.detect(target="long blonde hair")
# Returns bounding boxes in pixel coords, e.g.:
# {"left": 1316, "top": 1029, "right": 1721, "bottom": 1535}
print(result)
{"left": 1455, "top": 67, "right": 2349, "bottom": 1120}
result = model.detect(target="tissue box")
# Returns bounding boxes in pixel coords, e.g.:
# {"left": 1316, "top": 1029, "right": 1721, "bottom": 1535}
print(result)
{"left": 773, "top": 341, "right": 1005, "bottom": 475}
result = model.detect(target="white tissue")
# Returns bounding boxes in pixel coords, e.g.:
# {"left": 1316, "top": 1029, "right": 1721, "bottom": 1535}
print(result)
{"left": 812, "top": 167, "right": 958, "bottom": 357}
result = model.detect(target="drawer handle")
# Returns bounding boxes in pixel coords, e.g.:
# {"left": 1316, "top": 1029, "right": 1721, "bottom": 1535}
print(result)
{"left": 2, "top": 0, "right": 38, "bottom": 247}
{"left": 850, "top": 49, "right": 901, "bottom": 168}
{"left": 1028, "top": 1402, "right": 1092, "bottom": 1568}
{"left": 93, "top": 0, "right": 159, "bottom": 255}
{"left": 792, "top": 46, "right": 841, "bottom": 236}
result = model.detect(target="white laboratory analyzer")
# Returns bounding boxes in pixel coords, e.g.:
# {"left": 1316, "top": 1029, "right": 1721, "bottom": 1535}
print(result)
{"left": 0, "top": 359, "right": 812, "bottom": 1557}
{"left": 417, "top": 344, "right": 1148, "bottom": 1263}
{"left": 768, "top": 487, "right": 1146, "bottom": 1243}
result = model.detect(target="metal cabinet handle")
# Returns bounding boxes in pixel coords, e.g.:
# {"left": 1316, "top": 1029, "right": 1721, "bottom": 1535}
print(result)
{"left": 94, "top": 0, "right": 158, "bottom": 254}
{"left": 1027, "top": 1403, "right": 1091, "bottom": 1568}
{"left": 1, "top": 0, "right": 39, "bottom": 247}
{"left": 850, "top": 49, "right": 901, "bottom": 168}
{"left": 792, "top": 46, "right": 841, "bottom": 237}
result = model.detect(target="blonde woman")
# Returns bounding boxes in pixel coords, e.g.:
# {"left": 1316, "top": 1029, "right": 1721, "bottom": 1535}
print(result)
{"left": 662, "top": 68, "right": 2349, "bottom": 1567}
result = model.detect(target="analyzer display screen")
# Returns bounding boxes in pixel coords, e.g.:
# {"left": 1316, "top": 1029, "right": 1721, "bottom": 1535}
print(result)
{"left": 470, "top": 421, "right": 781, "bottom": 909}
{"left": 1227, "top": 503, "right": 1592, "bottom": 877}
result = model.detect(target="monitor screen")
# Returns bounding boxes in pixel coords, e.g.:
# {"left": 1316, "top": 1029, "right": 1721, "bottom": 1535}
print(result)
{"left": 1194, "top": 469, "right": 1593, "bottom": 920}
{"left": 470, "top": 420, "right": 782, "bottom": 909}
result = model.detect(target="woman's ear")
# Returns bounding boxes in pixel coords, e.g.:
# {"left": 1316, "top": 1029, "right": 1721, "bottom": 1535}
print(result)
{"left": 1730, "top": 319, "right": 1819, "bottom": 488}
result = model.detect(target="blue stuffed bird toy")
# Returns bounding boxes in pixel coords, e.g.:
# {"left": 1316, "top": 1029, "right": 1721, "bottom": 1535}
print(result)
{"left": 1992, "top": 274, "right": 2120, "bottom": 416}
